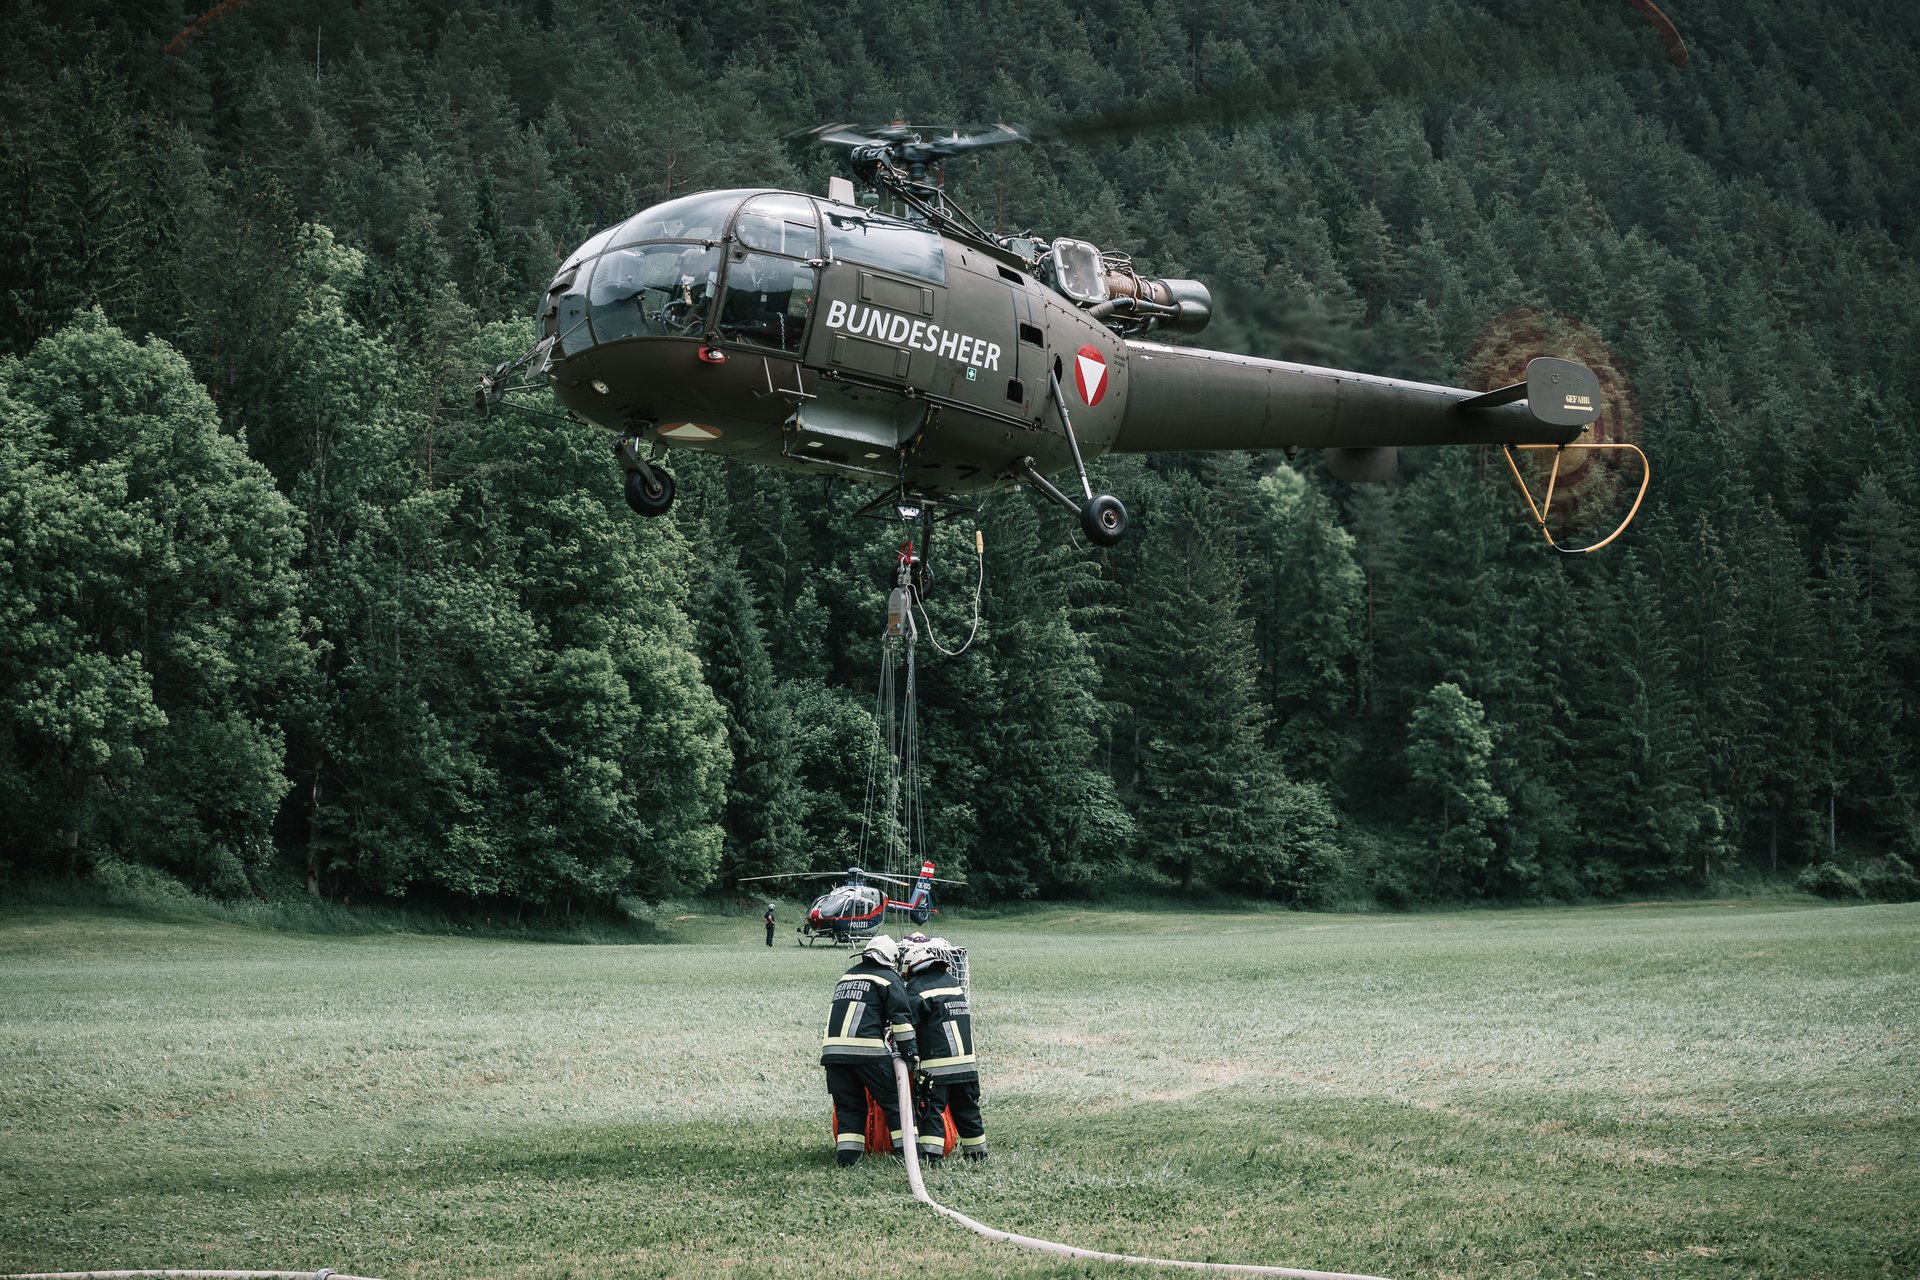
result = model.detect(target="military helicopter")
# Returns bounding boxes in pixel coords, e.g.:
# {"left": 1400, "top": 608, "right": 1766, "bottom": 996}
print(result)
{"left": 475, "top": 13, "right": 1669, "bottom": 552}
{"left": 741, "top": 861, "right": 963, "bottom": 946}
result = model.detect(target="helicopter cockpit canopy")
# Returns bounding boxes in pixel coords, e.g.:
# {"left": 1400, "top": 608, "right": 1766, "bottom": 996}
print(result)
{"left": 813, "top": 884, "right": 884, "bottom": 917}
{"left": 547, "top": 189, "right": 748, "bottom": 356}
{"left": 544, "top": 189, "right": 947, "bottom": 361}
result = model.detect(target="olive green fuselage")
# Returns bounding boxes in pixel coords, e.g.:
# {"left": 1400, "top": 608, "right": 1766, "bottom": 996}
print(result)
{"left": 544, "top": 189, "right": 1581, "bottom": 502}
{"left": 547, "top": 226, "right": 1124, "bottom": 494}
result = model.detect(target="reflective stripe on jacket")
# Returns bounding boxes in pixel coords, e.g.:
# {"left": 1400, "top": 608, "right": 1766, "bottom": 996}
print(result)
{"left": 820, "top": 958, "right": 919, "bottom": 1064}
{"left": 906, "top": 969, "right": 977, "bottom": 1079}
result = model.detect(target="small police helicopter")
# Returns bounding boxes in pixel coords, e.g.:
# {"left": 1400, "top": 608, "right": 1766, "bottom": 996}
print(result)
{"left": 741, "top": 860, "right": 964, "bottom": 946}
{"left": 475, "top": 58, "right": 1657, "bottom": 553}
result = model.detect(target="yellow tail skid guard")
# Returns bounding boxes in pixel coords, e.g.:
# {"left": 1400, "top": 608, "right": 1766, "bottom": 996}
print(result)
{"left": 1500, "top": 442, "right": 1651, "bottom": 555}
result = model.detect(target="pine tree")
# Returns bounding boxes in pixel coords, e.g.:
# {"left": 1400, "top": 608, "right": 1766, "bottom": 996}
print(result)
{"left": 1576, "top": 553, "right": 1710, "bottom": 890}
{"left": 1374, "top": 450, "right": 1515, "bottom": 713}
{"left": 1740, "top": 500, "right": 1822, "bottom": 870}
{"left": 1485, "top": 556, "right": 1587, "bottom": 897}
{"left": 1249, "top": 468, "right": 1366, "bottom": 791}
{"left": 1813, "top": 551, "right": 1916, "bottom": 856}
{"left": 0, "top": 52, "right": 149, "bottom": 352}
{"left": 697, "top": 551, "right": 808, "bottom": 882}
{"left": 962, "top": 497, "right": 1132, "bottom": 899}
{"left": 1840, "top": 475, "right": 1919, "bottom": 681}
{"left": 1113, "top": 474, "right": 1324, "bottom": 895}
{"left": 268, "top": 224, "right": 433, "bottom": 899}
{"left": 1663, "top": 517, "right": 1759, "bottom": 880}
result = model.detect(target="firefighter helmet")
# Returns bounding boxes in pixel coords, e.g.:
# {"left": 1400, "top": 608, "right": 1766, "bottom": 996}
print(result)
{"left": 901, "top": 941, "right": 946, "bottom": 976}
{"left": 861, "top": 934, "right": 899, "bottom": 967}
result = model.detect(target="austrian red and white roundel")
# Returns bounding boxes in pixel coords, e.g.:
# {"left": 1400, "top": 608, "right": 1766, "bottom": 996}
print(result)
{"left": 1073, "top": 344, "right": 1109, "bottom": 407}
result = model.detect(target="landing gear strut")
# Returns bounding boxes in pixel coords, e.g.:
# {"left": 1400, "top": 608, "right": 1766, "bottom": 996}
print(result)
{"left": 616, "top": 433, "right": 675, "bottom": 518}
{"left": 1018, "top": 456, "right": 1129, "bottom": 547}
{"left": 1026, "top": 368, "right": 1128, "bottom": 546}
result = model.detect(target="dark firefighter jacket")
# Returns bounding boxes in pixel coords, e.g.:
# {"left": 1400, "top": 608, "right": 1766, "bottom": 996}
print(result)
{"left": 905, "top": 968, "right": 977, "bottom": 1079}
{"left": 819, "top": 958, "right": 919, "bottom": 1065}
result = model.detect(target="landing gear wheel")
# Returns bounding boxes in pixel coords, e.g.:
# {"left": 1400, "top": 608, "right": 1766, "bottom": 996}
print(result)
{"left": 1081, "top": 493, "right": 1127, "bottom": 546}
{"left": 623, "top": 467, "right": 676, "bottom": 517}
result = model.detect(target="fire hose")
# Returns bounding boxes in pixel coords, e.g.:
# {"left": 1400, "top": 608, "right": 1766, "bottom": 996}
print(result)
{"left": 7, "top": 1069, "right": 1391, "bottom": 1280}
{"left": 891, "top": 1058, "right": 1392, "bottom": 1280}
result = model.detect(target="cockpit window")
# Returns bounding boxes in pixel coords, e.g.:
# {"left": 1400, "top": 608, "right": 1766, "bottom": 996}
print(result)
{"left": 823, "top": 209, "right": 945, "bottom": 283}
{"left": 559, "top": 224, "right": 620, "bottom": 274}
{"left": 718, "top": 252, "right": 817, "bottom": 353}
{"left": 610, "top": 189, "right": 750, "bottom": 248}
{"left": 587, "top": 243, "right": 718, "bottom": 342}
{"left": 735, "top": 193, "right": 820, "bottom": 257}
{"left": 819, "top": 886, "right": 879, "bottom": 915}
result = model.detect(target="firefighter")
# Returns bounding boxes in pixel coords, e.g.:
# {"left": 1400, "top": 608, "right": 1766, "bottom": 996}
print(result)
{"left": 820, "top": 933, "right": 918, "bottom": 1166}
{"left": 900, "top": 938, "right": 986, "bottom": 1163}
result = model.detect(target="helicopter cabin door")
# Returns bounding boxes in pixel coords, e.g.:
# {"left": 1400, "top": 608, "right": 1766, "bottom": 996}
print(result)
{"left": 909, "top": 248, "right": 1026, "bottom": 434}
{"left": 795, "top": 208, "right": 950, "bottom": 457}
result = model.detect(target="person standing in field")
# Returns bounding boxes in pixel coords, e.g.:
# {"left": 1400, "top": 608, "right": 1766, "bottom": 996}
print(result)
{"left": 900, "top": 937, "right": 986, "bottom": 1163}
{"left": 764, "top": 903, "right": 776, "bottom": 946}
{"left": 820, "top": 934, "right": 918, "bottom": 1165}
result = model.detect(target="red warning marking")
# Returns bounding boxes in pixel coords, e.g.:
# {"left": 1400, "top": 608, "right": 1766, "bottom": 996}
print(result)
{"left": 1074, "top": 344, "right": 1109, "bottom": 407}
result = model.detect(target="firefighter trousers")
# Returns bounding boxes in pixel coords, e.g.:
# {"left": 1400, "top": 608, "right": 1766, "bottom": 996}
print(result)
{"left": 917, "top": 1074, "right": 986, "bottom": 1157}
{"left": 825, "top": 1059, "right": 902, "bottom": 1155}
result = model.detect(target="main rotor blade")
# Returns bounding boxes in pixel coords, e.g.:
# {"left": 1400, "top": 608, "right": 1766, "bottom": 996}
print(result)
{"left": 919, "top": 123, "right": 1032, "bottom": 159}
{"left": 737, "top": 871, "right": 840, "bottom": 882}
{"left": 792, "top": 123, "right": 878, "bottom": 151}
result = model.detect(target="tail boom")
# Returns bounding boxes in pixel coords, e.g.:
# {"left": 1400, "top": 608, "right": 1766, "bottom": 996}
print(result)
{"left": 1109, "top": 344, "right": 1598, "bottom": 456}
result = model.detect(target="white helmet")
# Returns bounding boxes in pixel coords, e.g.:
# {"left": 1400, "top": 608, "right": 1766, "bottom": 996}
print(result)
{"left": 861, "top": 934, "right": 899, "bottom": 967}
{"left": 901, "top": 941, "right": 945, "bottom": 977}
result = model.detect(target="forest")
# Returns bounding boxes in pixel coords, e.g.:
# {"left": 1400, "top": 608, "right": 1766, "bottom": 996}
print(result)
{"left": 1, "top": 0, "right": 1916, "bottom": 914}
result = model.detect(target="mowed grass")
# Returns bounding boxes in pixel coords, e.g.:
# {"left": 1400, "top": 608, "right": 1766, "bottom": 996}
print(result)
{"left": 1, "top": 901, "right": 1915, "bottom": 1279}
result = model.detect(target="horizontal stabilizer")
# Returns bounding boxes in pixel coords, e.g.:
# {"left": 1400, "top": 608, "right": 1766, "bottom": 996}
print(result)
{"left": 1458, "top": 357, "right": 1602, "bottom": 430}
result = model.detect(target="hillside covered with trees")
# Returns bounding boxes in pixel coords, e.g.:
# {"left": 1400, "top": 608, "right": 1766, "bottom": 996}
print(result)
{"left": 2, "top": 0, "right": 1916, "bottom": 913}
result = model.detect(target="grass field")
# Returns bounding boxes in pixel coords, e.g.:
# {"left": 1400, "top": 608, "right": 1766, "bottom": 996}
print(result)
{"left": 1, "top": 900, "right": 1915, "bottom": 1279}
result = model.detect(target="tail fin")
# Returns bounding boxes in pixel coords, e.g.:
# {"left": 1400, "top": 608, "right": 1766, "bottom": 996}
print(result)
{"left": 908, "top": 862, "right": 935, "bottom": 924}
{"left": 1457, "top": 356, "right": 1602, "bottom": 431}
